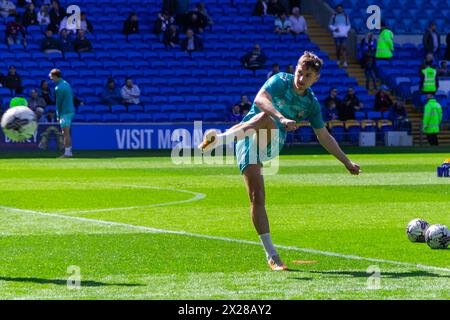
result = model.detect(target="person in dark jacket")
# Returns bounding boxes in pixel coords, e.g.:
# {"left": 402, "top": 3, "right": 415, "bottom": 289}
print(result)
{"left": 101, "top": 78, "right": 122, "bottom": 106}
{"left": 422, "top": 22, "right": 440, "bottom": 58}
{"left": 123, "top": 12, "right": 139, "bottom": 39}
{"left": 22, "top": 3, "right": 38, "bottom": 27}
{"left": 4, "top": 65, "right": 23, "bottom": 95}
{"left": 373, "top": 85, "right": 393, "bottom": 112}
{"left": 180, "top": 28, "right": 203, "bottom": 56}
{"left": 40, "top": 79, "right": 55, "bottom": 105}
{"left": 240, "top": 44, "right": 267, "bottom": 75}
{"left": 48, "top": 0, "right": 65, "bottom": 34}
{"left": 73, "top": 29, "right": 92, "bottom": 53}
{"left": 163, "top": 24, "right": 179, "bottom": 49}
{"left": 339, "top": 87, "right": 362, "bottom": 121}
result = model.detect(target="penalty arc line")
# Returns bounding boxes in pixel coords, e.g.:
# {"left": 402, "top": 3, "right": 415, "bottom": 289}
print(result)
{"left": 0, "top": 205, "right": 450, "bottom": 274}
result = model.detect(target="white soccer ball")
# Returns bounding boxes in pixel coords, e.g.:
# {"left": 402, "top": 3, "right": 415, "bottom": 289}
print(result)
{"left": 425, "top": 224, "right": 450, "bottom": 249}
{"left": 406, "top": 218, "right": 430, "bottom": 242}
{"left": 1, "top": 106, "right": 37, "bottom": 142}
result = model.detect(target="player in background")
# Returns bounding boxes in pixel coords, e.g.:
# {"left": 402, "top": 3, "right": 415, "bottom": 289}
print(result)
{"left": 49, "top": 68, "right": 75, "bottom": 158}
{"left": 199, "top": 52, "right": 361, "bottom": 271}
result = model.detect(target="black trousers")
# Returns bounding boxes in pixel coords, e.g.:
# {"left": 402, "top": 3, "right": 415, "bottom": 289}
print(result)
{"left": 426, "top": 133, "right": 439, "bottom": 146}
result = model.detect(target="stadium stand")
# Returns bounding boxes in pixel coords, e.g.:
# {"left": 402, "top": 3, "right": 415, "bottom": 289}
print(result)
{"left": 2, "top": 0, "right": 439, "bottom": 145}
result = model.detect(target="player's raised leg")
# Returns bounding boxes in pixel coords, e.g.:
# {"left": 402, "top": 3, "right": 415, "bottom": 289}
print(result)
{"left": 198, "top": 112, "right": 276, "bottom": 152}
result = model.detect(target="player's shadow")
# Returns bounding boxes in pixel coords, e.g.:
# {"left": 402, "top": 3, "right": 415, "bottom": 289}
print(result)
{"left": 0, "top": 276, "right": 144, "bottom": 287}
{"left": 305, "top": 270, "right": 450, "bottom": 279}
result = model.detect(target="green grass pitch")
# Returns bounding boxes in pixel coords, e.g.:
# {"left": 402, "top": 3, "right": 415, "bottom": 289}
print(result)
{"left": 0, "top": 148, "right": 449, "bottom": 300}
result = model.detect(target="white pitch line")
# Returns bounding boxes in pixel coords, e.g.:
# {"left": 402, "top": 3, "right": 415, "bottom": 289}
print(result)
{"left": 1, "top": 205, "right": 450, "bottom": 274}
{"left": 60, "top": 184, "right": 206, "bottom": 215}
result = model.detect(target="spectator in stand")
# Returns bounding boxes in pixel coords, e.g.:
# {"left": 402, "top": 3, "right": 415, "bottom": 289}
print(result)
{"left": 322, "top": 101, "right": 339, "bottom": 122}
{"left": 37, "top": 4, "right": 51, "bottom": 31}
{"left": 0, "top": 71, "right": 4, "bottom": 86}
{"left": 438, "top": 60, "right": 450, "bottom": 77}
{"left": 253, "top": 0, "right": 268, "bottom": 17}
{"left": 228, "top": 104, "right": 243, "bottom": 123}
{"left": 181, "top": 28, "right": 203, "bottom": 56}
{"left": 373, "top": 85, "right": 393, "bottom": 112}
{"left": 234, "top": 95, "right": 251, "bottom": 114}
{"left": 240, "top": 44, "right": 267, "bottom": 75}
{"left": 376, "top": 21, "right": 394, "bottom": 61}
{"left": 154, "top": 11, "right": 174, "bottom": 41}
{"left": 46, "top": 109, "right": 56, "bottom": 123}
{"left": 48, "top": 0, "right": 65, "bottom": 34}
{"left": 4, "top": 65, "right": 23, "bottom": 95}
{"left": 423, "top": 22, "right": 440, "bottom": 59}
{"left": 420, "top": 53, "right": 439, "bottom": 94}
{"left": 183, "top": 11, "right": 207, "bottom": 34}
{"left": 35, "top": 107, "right": 48, "bottom": 124}
{"left": 101, "top": 78, "right": 122, "bottom": 106}
{"left": 22, "top": 3, "right": 38, "bottom": 27}
{"left": 267, "top": 0, "right": 285, "bottom": 16}
{"left": 196, "top": 2, "right": 213, "bottom": 31}
{"left": 324, "top": 87, "right": 341, "bottom": 116}
{"left": 5, "top": 15, "right": 27, "bottom": 48}
{"left": 289, "top": 6, "right": 307, "bottom": 36}
{"left": 121, "top": 77, "right": 141, "bottom": 106}
{"left": 339, "top": 87, "right": 362, "bottom": 121}
{"left": 267, "top": 63, "right": 280, "bottom": 79}
{"left": 163, "top": 24, "right": 180, "bottom": 49}
{"left": 73, "top": 29, "right": 92, "bottom": 53}
{"left": 360, "top": 31, "right": 376, "bottom": 59}
{"left": 41, "top": 28, "right": 61, "bottom": 54}
{"left": 361, "top": 33, "right": 377, "bottom": 91}
{"left": 123, "top": 12, "right": 139, "bottom": 40}
{"left": 389, "top": 99, "right": 411, "bottom": 132}
{"left": 286, "top": 64, "right": 294, "bottom": 74}
{"left": 0, "top": 0, "right": 17, "bottom": 21}
{"left": 329, "top": 4, "right": 351, "bottom": 67}
{"left": 28, "top": 88, "right": 47, "bottom": 111}
{"left": 80, "top": 12, "right": 93, "bottom": 34}
{"left": 40, "top": 79, "right": 55, "bottom": 105}
{"left": 58, "top": 28, "right": 72, "bottom": 55}
{"left": 274, "top": 12, "right": 291, "bottom": 35}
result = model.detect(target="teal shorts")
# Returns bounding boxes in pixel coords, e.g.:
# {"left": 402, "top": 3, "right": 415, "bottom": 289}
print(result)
{"left": 235, "top": 116, "right": 287, "bottom": 174}
{"left": 59, "top": 113, "right": 74, "bottom": 128}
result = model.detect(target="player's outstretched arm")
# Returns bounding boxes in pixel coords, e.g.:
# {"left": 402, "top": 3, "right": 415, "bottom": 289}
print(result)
{"left": 255, "top": 90, "right": 297, "bottom": 131}
{"left": 314, "top": 127, "right": 361, "bottom": 175}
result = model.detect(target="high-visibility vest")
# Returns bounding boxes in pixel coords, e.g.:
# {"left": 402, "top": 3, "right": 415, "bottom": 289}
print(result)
{"left": 376, "top": 29, "right": 394, "bottom": 58}
{"left": 421, "top": 67, "right": 437, "bottom": 93}
{"left": 423, "top": 99, "right": 442, "bottom": 134}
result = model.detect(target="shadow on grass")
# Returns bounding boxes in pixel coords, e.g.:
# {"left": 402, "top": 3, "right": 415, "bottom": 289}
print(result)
{"left": 0, "top": 276, "right": 144, "bottom": 287}
{"left": 306, "top": 270, "right": 450, "bottom": 279}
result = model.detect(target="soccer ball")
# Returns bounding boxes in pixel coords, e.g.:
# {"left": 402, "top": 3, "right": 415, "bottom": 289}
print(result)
{"left": 406, "top": 218, "right": 430, "bottom": 242}
{"left": 1, "top": 106, "right": 37, "bottom": 142}
{"left": 425, "top": 224, "right": 450, "bottom": 249}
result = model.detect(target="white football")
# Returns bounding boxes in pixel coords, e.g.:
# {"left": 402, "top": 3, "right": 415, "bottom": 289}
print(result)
{"left": 406, "top": 218, "right": 430, "bottom": 242}
{"left": 425, "top": 224, "right": 450, "bottom": 249}
{"left": 1, "top": 106, "right": 37, "bottom": 142}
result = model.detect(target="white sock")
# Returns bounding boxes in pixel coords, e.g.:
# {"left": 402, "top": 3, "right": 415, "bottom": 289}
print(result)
{"left": 259, "top": 233, "right": 278, "bottom": 259}
{"left": 65, "top": 147, "right": 72, "bottom": 155}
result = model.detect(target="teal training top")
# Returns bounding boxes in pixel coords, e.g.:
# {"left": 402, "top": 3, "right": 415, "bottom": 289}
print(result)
{"left": 55, "top": 78, "right": 75, "bottom": 117}
{"left": 243, "top": 72, "right": 325, "bottom": 129}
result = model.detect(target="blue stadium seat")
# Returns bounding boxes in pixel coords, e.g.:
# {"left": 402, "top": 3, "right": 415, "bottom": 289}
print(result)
{"left": 118, "top": 113, "right": 136, "bottom": 122}
{"left": 153, "top": 113, "right": 170, "bottom": 122}
{"left": 111, "top": 105, "right": 127, "bottom": 113}
{"left": 169, "top": 113, "right": 185, "bottom": 122}
{"left": 144, "top": 105, "right": 160, "bottom": 113}
{"left": 85, "top": 113, "right": 102, "bottom": 122}
{"left": 203, "top": 112, "right": 222, "bottom": 122}
{"left": 78, "top": 105, "right": 94, "bottom": 114}
{"left": 128, "top": 105, "right": 144, "bottom": 113}
{"left": 102, "top": 113, "right": 119, "bottom": 122}
{"left": 72, "top": 114, "right": 86, "bottom": 122}
{"left": 93, "top": 105, "right": 110, "bottom": 113}
{"left": 135, "top": 113, "right": 153, "bottom": 122}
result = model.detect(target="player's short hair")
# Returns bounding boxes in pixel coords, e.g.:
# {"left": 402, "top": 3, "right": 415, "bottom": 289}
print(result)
{"left": 297, "top": 51, "right": 323, "bottom": 74}
{"left": 50, "top": 68, "right": 62, "bottom": 78}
